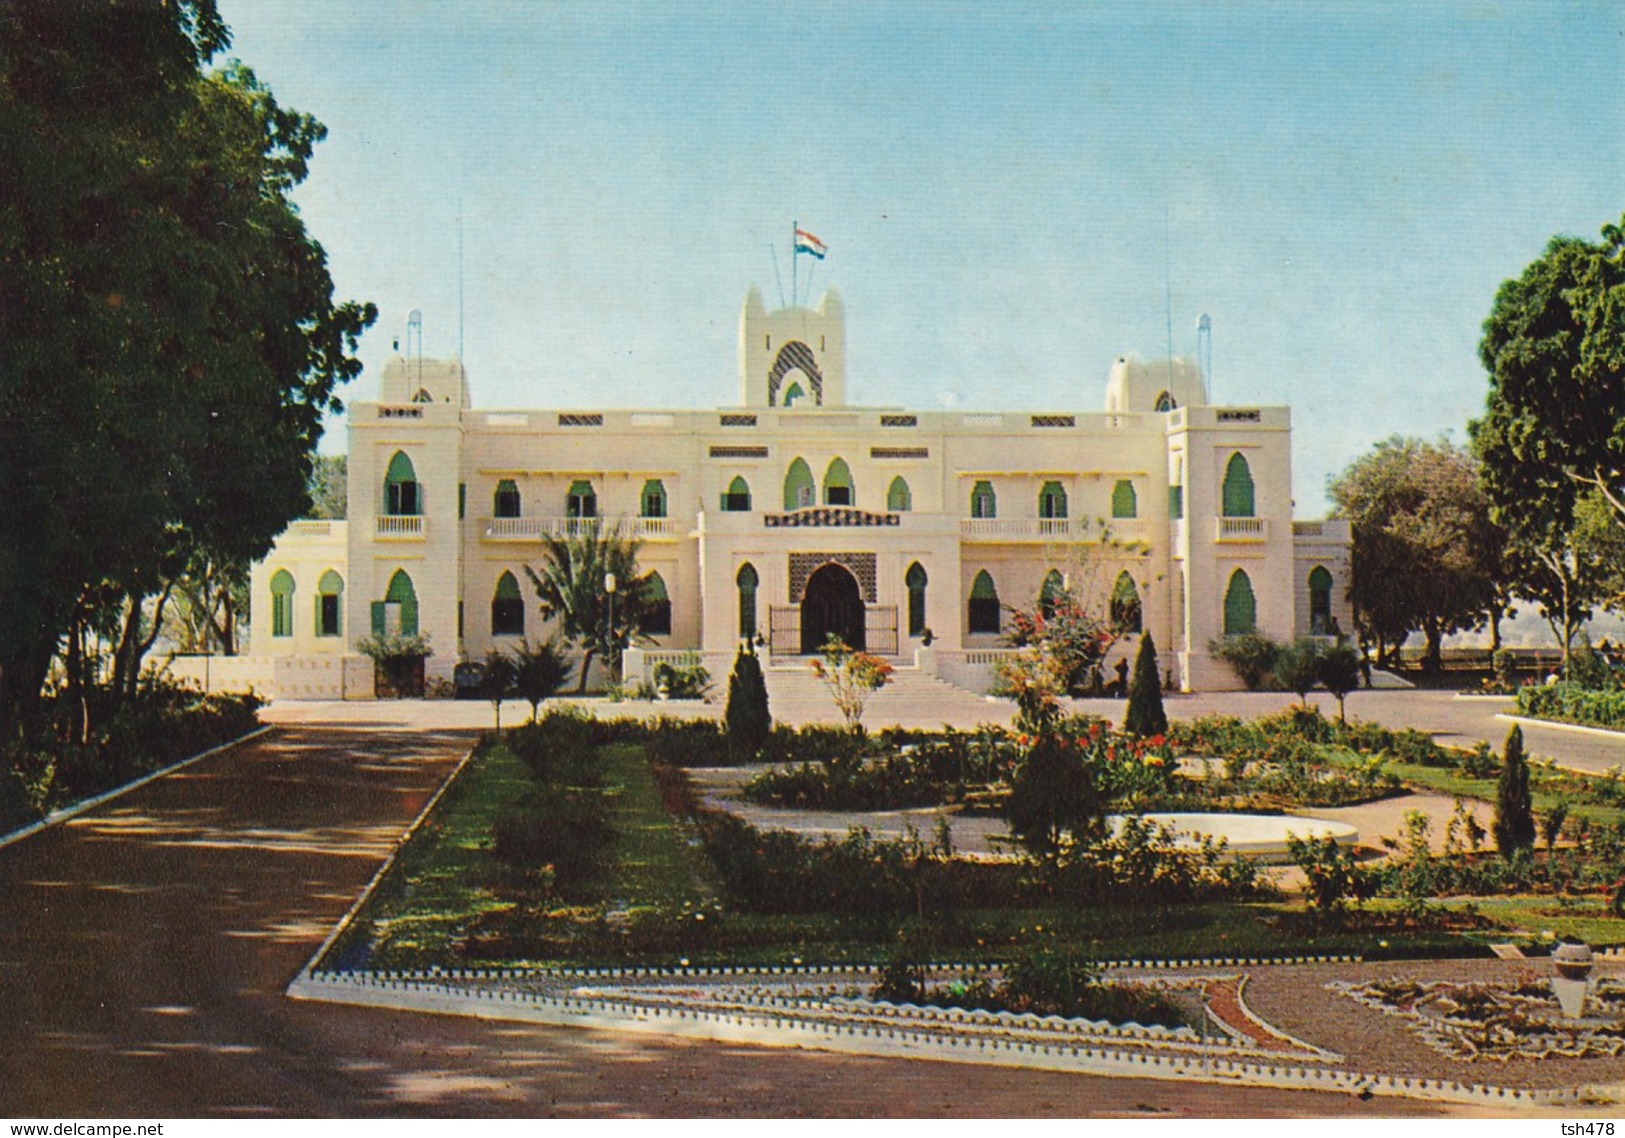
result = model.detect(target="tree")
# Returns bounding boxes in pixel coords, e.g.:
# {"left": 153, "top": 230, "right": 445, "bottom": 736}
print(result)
{"left": 1316, "top": 641, "right": 1363, "bottom": 723}
{"left": 1122, "top": 632, "right": 1167, "bottom": 737}
{"left": 525, "top": 523, "right": 651, "bottom": 693}
{"left": 1274, "top": 638, "right": 1323, "bottom": 708}
{"left": 0, "top": 2, "right": 374, "bottom": 723}
{"left": 1328, "top": 437, "right": 1502, "bottom": 672}
{"left": 511, "top": 638, "right": 570, "bottom": 723}
{"left": 724, "top": 644, "right": 773, "bottom": 763}
{"left": 1494, "top": 725, "right": 1536, "bottom": 857}
{"left": 307, "top": 455, "right": 348, "bottom": 520}
{"left": 1474, "top": 214, "right": 1625, "bottom": 532}
{"left": 480, "top": 649, "right": 518, "bottom": 732}
{"left": 1008, "top": 734, "right": 1104, "bottom": 860}
{"left": 809, "top": 635, "right": 892, "bottom": 733}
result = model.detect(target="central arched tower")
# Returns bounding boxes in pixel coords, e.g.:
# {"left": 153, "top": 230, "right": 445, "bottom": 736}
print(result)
{"left": 738, "top": 286, "right": 847, "bottom": 408}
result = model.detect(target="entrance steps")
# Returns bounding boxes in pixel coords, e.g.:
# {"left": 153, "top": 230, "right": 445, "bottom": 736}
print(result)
{"left": 761, "top": 661, "right": 1011, "bottom": 730}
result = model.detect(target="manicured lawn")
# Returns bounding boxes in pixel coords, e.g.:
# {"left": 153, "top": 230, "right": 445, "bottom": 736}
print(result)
{"left": 332, "top": 726, "right": 1541, "bottom": 971}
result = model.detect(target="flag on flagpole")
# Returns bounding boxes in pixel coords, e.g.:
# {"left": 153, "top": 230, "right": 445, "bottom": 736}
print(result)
{"left": 793, "top": 228, "right": 828, "bottom": 259}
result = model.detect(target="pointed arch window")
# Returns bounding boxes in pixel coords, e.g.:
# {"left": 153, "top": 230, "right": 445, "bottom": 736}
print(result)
{"left": 970, "top": 480, "right": 997, "bottom": 519}
{"left": 270, "top": 569, "right": 295, "bottom": 638}
{"left": 784, "top": 458, "right": 815, "bottom": 510}
{"left": 640, "top": 479, "right": 667, "bottom": 519}
{"left": 887, "top": 476, "right": 912, "bottom": 512}
{"left": 906, "top": 562, "right": 928, "bottom": 637}
{"left": 411, "top": 387, "right": 434, "bottom": 404}
{"left": 1110, "top": 571, "right": 1142, "bottom": 633}
{"left": 722, "top": 475, "right": 752, "bottom": 512}
{"left": 372, "top": 569, "right": 419, "bottom": 636}
{"left": 1039, "top": 569, "right": 1065, "bottom": 619}
{"left": 1223, "top": 569, "right": 1256, "bottom": 636}
{"left": 491, "top": 571, "right": 525, "bottom": 637}
{"left": 566, "top": 479, "right": 597, "bottom": 519}
{"left": 969, "top": 570, "right": 1001, "bottom": 635}
{"left": 783, "top": 381, "right": 806, "bottom": 407}
{"left": 494, "top": 479, "right": 521, "bottom": 519}
{"left": 640, "top": 572, "right": 672, "bottom": 636}
{"left": 1111, "top": 480, "right": 1138, "bottom": 519}
{"left": 1221, "top": 453, "right": 1255, "bottom": 518}
{"left": 1309, "top": 566, "right": 1335, "bottom": 635}
{"left": 737, "top": 562, "right": 759, "bottom": 640}
{"left": 823, "top": 457, "right": 854, "bottom": 506}
{"left": 1039, "top": 481, "right": 1068, "bottom": 519}
{"left": 316, "top": 569, "right": 344, "bottom": 637}
{"left": 384, "top": 451, "right": 420, "bottom": 516}
{"left": 1154, "top": 391, "right": 1177, "bottom": 412}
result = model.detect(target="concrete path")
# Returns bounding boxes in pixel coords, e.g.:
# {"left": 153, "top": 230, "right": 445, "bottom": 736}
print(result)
{"left": 0, "top": 707, "right": 1474, "bottom": 1118}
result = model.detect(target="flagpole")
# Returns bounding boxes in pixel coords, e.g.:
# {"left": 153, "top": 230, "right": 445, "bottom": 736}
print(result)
{"left": 791, "top": 219, "right": 798, "bottom": 310}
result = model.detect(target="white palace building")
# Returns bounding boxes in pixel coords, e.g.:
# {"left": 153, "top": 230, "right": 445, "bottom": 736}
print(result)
{"left": 232, "top": 287, "right": 1351, "bottom": 698}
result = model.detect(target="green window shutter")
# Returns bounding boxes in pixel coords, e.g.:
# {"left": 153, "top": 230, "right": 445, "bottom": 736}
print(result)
{"left": 371, "top": 601, "right": 386, "bottom": 637}
{"left": 784, "top": 458, "right": 815, "bottom": 510}
{"left": 1168, "top": 485, "right": 1183, "bottom": 519}
{"left": 1111, "top": 480, "right": 1137, "bottom": 518}
{"left": 1221, "top": 453, "right": 1255, "bottom": 518}
{"left": 1110, "top": 571, "right": 1142, "bottom": 633}
{"left": 971, "top": 480, "right": 996, "bottom": 518}
{"left": 270, "top": 569, "right": 295, "bottom": 638}
{"left": 905, "top": 562, "right": 927, "bottom": 636}
{"left": 887, "top": 476, "right": 911, "bottom": 512}
{"left": 1224, "top": 570, "right": 1256, "bottom": 636}
{"left": 968, "top": 570, "right": 1000, "bottom": 634}
{"left": 823, "top": 457, "right": 853, "bottom": 506}
{"left": 1039, "top": 481, "right": 1067, "bottom": 519}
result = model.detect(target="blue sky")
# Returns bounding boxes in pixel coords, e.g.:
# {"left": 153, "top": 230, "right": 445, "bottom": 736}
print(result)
{"left": 219, "top": 1, "right": 1624, "bottom": 516}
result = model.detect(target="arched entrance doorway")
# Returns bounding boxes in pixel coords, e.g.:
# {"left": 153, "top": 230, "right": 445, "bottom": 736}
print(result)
{"left": 801, "top": 563, "right": 865, "bottom": 654}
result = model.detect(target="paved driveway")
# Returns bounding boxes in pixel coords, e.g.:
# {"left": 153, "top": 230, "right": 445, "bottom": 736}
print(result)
{"left": 0, "top": 709, "right": 1479, "bottom": 1118}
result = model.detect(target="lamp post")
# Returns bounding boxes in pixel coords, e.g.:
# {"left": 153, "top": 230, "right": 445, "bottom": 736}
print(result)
{"left": 604, "top": 572, "right": 618, "bottom": 681}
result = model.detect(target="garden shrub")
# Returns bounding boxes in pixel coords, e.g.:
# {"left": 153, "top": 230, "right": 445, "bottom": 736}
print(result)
{"left": 1517, "top": 681, "right": 1625, "bottom": 730}
{"left": 724, "top": 647, "right": 772, "bottom": 764}
{"left": 490, "top": 787, "right": 611, "bottom": 885}
{"left": 695, "top": 809, "right": 1008, "bottom": 917}
{"left": 1123, "top": 631, "right": 1168, "bottom": 737}
{"left": 505, "top": 709, "right": 601, "bottom": 787}
{"left": 653, "top": 656, "right": 712, "bottom": 699}
{"left": 1273, "top": 638, "right": 1323, "bottom": 706}
{"left": 743, "top": 727, "right": 1015, "bottom": 811}
{"left": 1495, "top": 725, "right": 1536, "bottom": 857}
{"left": 641, "top": 717, "right": 727, "bottom": 767}
{"left": 1209, "top": 633, "right": 1283, "bottom": 691}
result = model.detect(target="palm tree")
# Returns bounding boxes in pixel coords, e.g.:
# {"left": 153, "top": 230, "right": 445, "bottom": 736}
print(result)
{"left": 525, "top": 522, "right": 651, "bottom": 692}
{"left": 511, "top": 637, "right": 571, "bottom": 721}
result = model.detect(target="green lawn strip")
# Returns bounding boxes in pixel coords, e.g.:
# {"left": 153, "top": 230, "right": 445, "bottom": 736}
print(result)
{"left": 1424, "top": 895, "right": 1625, "bottom": 949}
{"left": 595, "top": 741, "right": 720, "bottom": 914}
{"left": 1315, "top": 747, "right": 1625, "bottom": 828}
{"left": 335, "top": 738, "right": 532, "bottom": 969}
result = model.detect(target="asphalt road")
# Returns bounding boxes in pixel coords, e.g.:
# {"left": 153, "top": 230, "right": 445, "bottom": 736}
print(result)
{"left": 0, "top": 714, "right": 1481, "bottom": 1119}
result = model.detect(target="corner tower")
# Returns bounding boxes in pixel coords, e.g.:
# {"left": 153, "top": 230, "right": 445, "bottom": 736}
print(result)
{"left": 738, "top": 286, "right": 847, "bottom": 408}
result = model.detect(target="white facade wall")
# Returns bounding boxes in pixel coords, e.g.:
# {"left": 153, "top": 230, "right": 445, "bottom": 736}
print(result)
{"left": 248, "top": 289, "right": 1347, "bottom": 696}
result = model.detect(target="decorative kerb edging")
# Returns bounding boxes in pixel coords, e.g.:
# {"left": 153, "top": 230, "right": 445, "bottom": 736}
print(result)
{"left": 284, "top": 970, "right": 1585, "bottom": 1107}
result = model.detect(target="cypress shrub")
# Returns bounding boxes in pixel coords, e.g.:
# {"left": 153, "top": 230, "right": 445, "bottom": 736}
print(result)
{"left": 1494, "top": 725, "right": 1536, "bottom": 857}
{"left": 725, "top": 645, "right": 772, "bottom": 763}
{"left": 1123, "top": 632, "right": 1168, "bottom": 737}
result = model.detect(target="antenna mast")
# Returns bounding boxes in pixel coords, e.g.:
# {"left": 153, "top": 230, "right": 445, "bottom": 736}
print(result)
{"left": 1197, "top": 314, "right": 1212, "bottom": 397}
{"left": 407, "top": 308, "right": 424, "bottom": 391}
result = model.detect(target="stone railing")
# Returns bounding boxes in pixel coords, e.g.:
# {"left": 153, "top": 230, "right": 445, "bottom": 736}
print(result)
{"left": 375, "top": 514, "right": 424, "bottom": 538}
{"left": 1215, "top": 517, "right": 1267, "bottom": 542}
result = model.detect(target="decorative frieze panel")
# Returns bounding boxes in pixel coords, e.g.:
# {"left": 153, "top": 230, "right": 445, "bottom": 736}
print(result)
{"left": 788, "top": 552, "right": 877, "bottom": 602}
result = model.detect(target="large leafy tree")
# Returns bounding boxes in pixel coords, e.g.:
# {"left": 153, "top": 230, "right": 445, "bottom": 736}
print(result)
{"left": 525, "top": 524, "right": 653, "bottom": 692}
{"left": 0, "top": 1, "right": 374, "bottom": 720}
{"left": 1328, "top": 437, "right": 1502, "bottom": 671}
{"left": 1474, "top": 215, "right": 1625, "bottom": 530}
{"left": 1473, "top": 216, "right": 1625, "bottom": 663}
